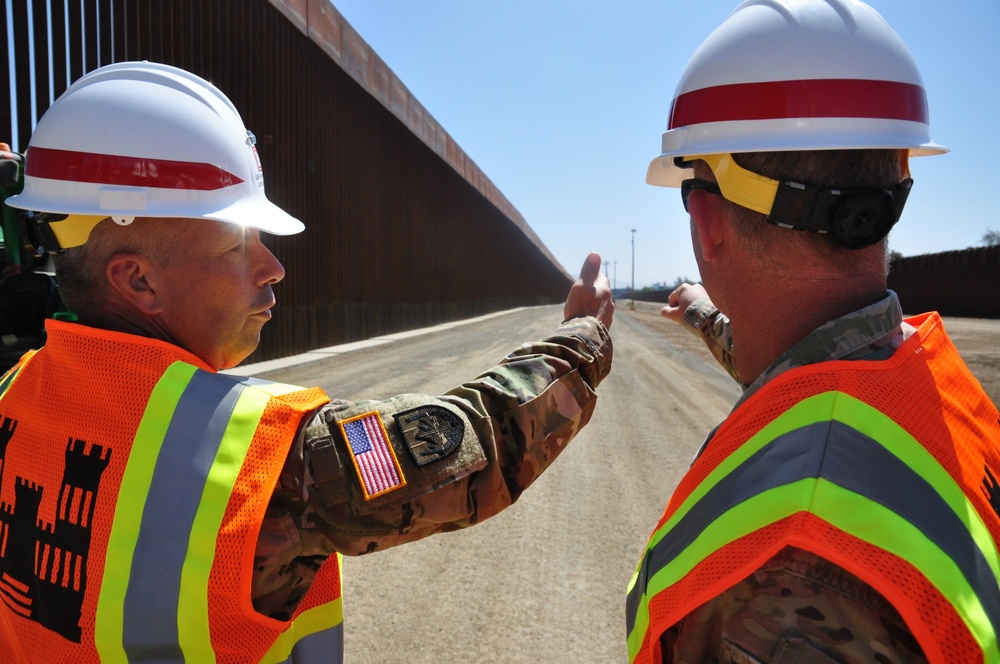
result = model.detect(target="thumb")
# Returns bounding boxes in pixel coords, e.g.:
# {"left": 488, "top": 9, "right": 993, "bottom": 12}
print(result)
{"left": 578, "top": 252, "right": 602, "bottom": 284}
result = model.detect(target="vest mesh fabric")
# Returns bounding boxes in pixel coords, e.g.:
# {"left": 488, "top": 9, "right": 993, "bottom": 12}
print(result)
{"left": 0, "top": 321, "right": 340, "bottom": 662}
{"left": 0, "top": 323, "right": 201, "bottom": 663}
{"left": 207, "top": 388, "right": 340, "bottom": 659}
{"left": 639, "top": 314, "right": 998, "bottom": 664}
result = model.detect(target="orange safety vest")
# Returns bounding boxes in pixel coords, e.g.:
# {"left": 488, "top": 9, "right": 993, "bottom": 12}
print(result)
{"left": 626, "top": 313, "right": 1000, "bottom": 664}
{"left": 0, "top": 320, "right": 341, "bottom": 663}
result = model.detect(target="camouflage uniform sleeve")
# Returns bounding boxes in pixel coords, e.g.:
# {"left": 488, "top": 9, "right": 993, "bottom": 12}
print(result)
{"left": 666, "top": 547, "right": 927, "bottom": 663}
{"left": 679, "top": 297, "right": 740, "bottom": 384}
{"left": 252, "top": 316, "right": 611, "bottom": 617}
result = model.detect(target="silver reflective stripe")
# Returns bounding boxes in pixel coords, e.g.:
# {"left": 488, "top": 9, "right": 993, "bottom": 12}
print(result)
{"left": 122, "top": 369, "right": 245, "bottom": 660}
{"left": 626, "top": 420, "right": 1000, "bottom": 645}
{"left": 284, "top": 622, "right": 344, "bottom": 663}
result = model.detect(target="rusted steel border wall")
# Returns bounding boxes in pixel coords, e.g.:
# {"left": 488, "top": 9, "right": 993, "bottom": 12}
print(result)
{"left": 888, "top": 246, "right": 1000, "bottom": 318}
{"left": 625, "top": 246, "right": 1000, "bottom": 319}
{"left": 2, "top": 0, "right": 573, "bottom": 363}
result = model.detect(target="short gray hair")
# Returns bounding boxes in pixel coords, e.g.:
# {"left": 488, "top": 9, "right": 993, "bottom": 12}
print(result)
{"left": 54, "top": 217, "right": 189, "bottom": 323}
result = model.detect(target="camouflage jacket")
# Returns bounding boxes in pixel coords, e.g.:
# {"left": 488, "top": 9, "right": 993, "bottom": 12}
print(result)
{"left": 252, "top": 316, "right": 612, "bottom": 619}
{"left": 670, "top": 292, "right": 928, "bottom": 663}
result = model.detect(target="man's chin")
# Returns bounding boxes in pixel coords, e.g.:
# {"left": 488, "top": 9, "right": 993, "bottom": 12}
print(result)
{"left": 219, "top": 334, "right": 262, "bottom": 371}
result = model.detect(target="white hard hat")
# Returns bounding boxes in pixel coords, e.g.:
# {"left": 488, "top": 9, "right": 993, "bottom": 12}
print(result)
{"left": 646, "top": 0, "right": 948, "bottom": 188}
{"left": 7, "top": 61, "right": 303, "bottom": 247}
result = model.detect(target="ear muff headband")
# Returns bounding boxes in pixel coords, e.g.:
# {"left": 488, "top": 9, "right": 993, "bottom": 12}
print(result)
{"left": 681, "top": 153, "right": 913, "bottom": 249}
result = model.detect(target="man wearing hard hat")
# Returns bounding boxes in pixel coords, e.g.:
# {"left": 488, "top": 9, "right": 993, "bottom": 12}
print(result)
{"left": 0, "top": 62, "right": 614, "bottom": 662}
{"left": 627, "top": 1, "right": 1000, "bottom": 663}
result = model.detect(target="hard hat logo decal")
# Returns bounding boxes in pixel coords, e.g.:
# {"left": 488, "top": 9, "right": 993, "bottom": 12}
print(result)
{"left": 247, "top": 131, "right": 264, "bottom": 190}
{"left": 25, "top": 147, "right": 244, "bottom": 191}
{"left": 246, "top": 131, "right": 262, "bottom": 174}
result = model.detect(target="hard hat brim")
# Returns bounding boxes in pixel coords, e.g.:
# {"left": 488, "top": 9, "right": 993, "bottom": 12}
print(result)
{"left": 203, "top": 196, "right": 305, "bottom": 235}
{"left": 646, "top": 118, "right": 949, "bottom": 189}
{"left": 7, "top": 180, "right": 305, "bottom": 235}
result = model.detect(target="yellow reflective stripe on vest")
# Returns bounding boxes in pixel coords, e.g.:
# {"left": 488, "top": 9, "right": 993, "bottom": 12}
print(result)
{"left": 177, "top": 382, "right": 273, "bottom": 661}
{"left": 817, "top": 480, "right": 997, "bottom": 657}
{"left": 0, "top": 350, "right": 35, "bottom": 399}
{"left": 243, "top": 378, "right": 312, "bottom": 399}
{"left": 94, "top": 363, "right": 277, "bottom": 662}
{"left": 651, "top": 392, "right": 999, "bottom": 580}
{"left": 626, "top": 391, "right": 1000, "bottom": 662}
{"left": 95, "top": 361, "right": 198, "bottom": 662}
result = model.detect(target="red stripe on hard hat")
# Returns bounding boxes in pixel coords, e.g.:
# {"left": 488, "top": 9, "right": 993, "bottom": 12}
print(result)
{"left": 25, "top": 146, "right": 244, "bottom": 190}
{"left": 669, "top": 79, "right": 928, "bottom": 128}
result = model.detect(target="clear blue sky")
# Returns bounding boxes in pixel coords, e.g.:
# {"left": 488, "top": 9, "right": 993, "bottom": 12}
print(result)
{"left": 332, "top": 0, "right": 1000, "bottom": 290}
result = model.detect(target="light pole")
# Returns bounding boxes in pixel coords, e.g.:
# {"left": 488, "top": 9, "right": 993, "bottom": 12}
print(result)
{"left": 630, "top": 229, "right": 636, "bottom": 310}
{"left": 613, "top": 261, "right": 617, "bottom": 293}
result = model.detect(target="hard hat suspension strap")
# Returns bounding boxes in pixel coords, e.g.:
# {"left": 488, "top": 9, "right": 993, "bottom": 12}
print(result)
{"left": 17, "top": 212, "right": 108, "bottom": 255}
{"left": 768, "top": 177, "right": 912, "bottom": 249}
{"left": 681, "top": 154, "right": 912, "bottom": 249}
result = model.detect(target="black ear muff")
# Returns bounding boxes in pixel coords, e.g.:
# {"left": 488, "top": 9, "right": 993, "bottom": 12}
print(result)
{"left": 0, "top": 158, "right": 19, "bottom": 190}
{"left": 767, "top": 178, "right": 912, "bottom": 250}
{"left": 17, "top": 211, "right": 66, "bottom": 257}
{"left": 830, "top": 191, "right": 898, "bottom": 249}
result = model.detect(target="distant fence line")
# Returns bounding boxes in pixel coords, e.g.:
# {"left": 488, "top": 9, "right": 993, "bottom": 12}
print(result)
{"left": 889, "top": 245, "right": 999, "bottom": 318}
{"left": 626, "top": 245, "right": 1000, "bottom": 319}
{"left": 2, "top": 0, "right": 572, "bottom": 364}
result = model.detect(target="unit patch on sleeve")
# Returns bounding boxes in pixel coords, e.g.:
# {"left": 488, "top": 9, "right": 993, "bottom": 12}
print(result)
{"left": 327, "top": 397, "right": 486, "bottom": 515}
{"left": 393, "top": 405, "right": 464, "bottom": 466}
{"left": 337, "top": 411, "right": 406, "bottom": 500}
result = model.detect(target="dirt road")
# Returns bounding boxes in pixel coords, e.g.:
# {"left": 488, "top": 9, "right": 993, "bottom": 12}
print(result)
{"left": 251, "top": 302, "right": 999, "bottom": 663}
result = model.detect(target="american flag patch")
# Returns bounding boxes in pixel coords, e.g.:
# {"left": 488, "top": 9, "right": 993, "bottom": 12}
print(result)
{"left": 338, "top": 411, "right": 406, "bottom": 499}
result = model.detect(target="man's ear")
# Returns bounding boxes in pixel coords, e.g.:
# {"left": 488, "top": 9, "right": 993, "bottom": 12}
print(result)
{"left": 106, "top": 253, "right": 163, "bottom": 315}
{"left": 689, "top": 193, "right": 727, "bottom": 262}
